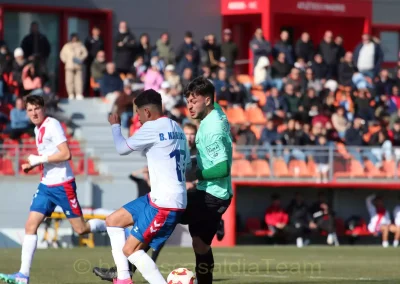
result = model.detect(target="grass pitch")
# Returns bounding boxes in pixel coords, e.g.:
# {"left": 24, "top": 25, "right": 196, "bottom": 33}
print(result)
{"left": 0, "top": 246, "right": 399, "bottom": 284}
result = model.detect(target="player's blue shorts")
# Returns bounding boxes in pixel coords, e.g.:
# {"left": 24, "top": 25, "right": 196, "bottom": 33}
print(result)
{"left": 30, "top": 180, "right": 83, "bottom": 218}
{"left": 123, "top": 194, "right": 184, "bottom": 250}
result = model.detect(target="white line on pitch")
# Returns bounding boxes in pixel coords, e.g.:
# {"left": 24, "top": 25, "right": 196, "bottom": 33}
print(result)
{"left": 309, "top": 276, "right": 376, "bottom": 281}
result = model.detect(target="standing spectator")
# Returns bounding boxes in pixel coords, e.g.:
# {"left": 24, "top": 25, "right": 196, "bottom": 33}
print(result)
{"left": 90, "top": 50, "right": 107, "bottom": 92}
{"left": 366, "top": 194, "right": 397, "bottom": 247}
{"left": 334, "top": 35, "right": 346, "bottom": 62}
{"left": 273, "top": 30, "right": 294, "bottom": 65}
{"left": 10, "top": 48, "right": 26, "bottom": 96}
{"left": 286, "top": 192, "right": 313, "bottom": 248}
{"left": 220, "top": 29, "right": 238, "bottom": 76}
{"left": 60, "top": 33, "right": 88, "bottom": 100}
{"left": 21, "top": 63, "right": 42, "bottom": 96}
{"left": 271, "top": 52, "right": 291, "bottom": 91}
{"left": 318, "top": 31, "right": 339, "bottom": 79}
{"left": 8, "top": 98, "right": 32, "bottom": 139}
{"left": 375, "top": 69, "right": 394, "bottom": 96}
{"left": 100, "top": 62, "right": 123, "bottom": 97}
{"left": 295, "top": 32, "right": 314, "bottom": 63}
{"left": 175, "top": 31, "right": 200, "bottom": 69}
{"left": 311, "top": 53, "right": 328, "bottom": 81}
{"left": 249, "top": 28, "right": 272, "bottom": 67}
{"left": 253, "top": 56, "right": 270, "bottom": 90}
{"left": 265, "top": 194, "right": 289, "bottom": 244}
{"left": 176, "top": 51, "right": 197, "bottom": 78}
{"left": 331, "top": 107, "right": 348, "bottom": 139}
{"left": 20, "top": 22, "right": 51, "bottom": 71}
{"left": 315, "top": 135, "right": 330, "bottom": 183}
{"left": 345, "top": 117, "right": 375, "bottom": 165}
{"left": 115, "top": 21, "right": 136, "bottom": 75}
{"left": 303, "top": 68, "right": 323, "bottom": 94}
{"left": 143, "top": 58, "right": 163, "bottom": 91}
{"left": 201, "top": 34, "right": 221, "bottom": 72}
{"left": 338, "top": 52, "right": 356, "bottom": 87}
{"left": 353, "top": 34, "right": 384, "bottom": 79}
{"left": 164, "top": 65, "right": 182, "bottom": 94}
{"left": 136, "top": 33, "right": 153, "bottom": 68}
{"left": 282, "top": 119, "right": 307, "bottom": 163}
{"left": 155, "top": 33, "right": 175, "bottom": 65}
{"left": 113, "top": 81, "right": 136, "bottom": 129}
{"left": 263, "top": 87, "right": 288, "bottom": 120}
{"left": 84, "top": 26, "right": 104, "bottom": 94}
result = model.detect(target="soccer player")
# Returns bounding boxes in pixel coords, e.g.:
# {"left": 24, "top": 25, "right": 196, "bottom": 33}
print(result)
{"left": 105, "top": 89, "right": 190, "bottom": 284}
{"left": 181, "top": 77, "right": 233, "bottom": 284}
{"left": 0, "top": 95, "right": 106, "bottom": 284}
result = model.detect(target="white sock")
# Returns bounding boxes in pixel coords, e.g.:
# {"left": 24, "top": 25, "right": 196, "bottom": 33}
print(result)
{"left": 19, "top": 234, "right": 38, "bottom": 276}
{"left": 296, "top": 237, "right": 303, "bottom": 248}
{"left": 88, "top": 219, "right": 107, "bottom": 232}
{"left": 128, "top": 250, "right": 166, "bottom": 284}
{"left": 107, "top": 227, "right": 130, "bottom": 280}
{"left": 393, "top": 240, "right": 399, "bottom": 247}
{"left": 382, "top": 240, "right": 389, "bottom": 248}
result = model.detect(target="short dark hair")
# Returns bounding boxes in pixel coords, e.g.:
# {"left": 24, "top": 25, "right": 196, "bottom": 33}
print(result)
{"left": 183, "top": 122, "right": 197, "bottom": 133}
{"left": 25, "top": 95, "right": 44, "bottom": 108}
{"left": 184, "top": 76, "right": 215, "bottom": 103}
{"left": 134, "top": 89, "right": 162, "bottom": 109}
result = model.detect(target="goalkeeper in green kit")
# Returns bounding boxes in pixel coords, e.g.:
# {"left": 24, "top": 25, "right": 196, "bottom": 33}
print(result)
{"left": 180, "top": 77, "right": 233, "bottom": 284}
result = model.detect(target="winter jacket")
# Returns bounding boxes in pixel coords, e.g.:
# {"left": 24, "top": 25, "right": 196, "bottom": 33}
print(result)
{"left": 60, "top": 41, "right": 88, "bottom": 70}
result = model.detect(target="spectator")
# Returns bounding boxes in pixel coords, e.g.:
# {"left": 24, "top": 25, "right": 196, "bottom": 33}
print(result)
{"left": 298, "top": 88, "right": 319, "bottom": 122}
{"left": 260, "top": 120, "right": 281, "bottom": 146}
{"left": 213, "top": 68, "right": 230, "bottom": 102}
{"left": 282, "top": 119, "right": 307, "bottom": 163}
{"left": 249, "top": 28, "right": 272, "bottom": 67}
{"left": 220, "top": 29, "right": 238, "bottom": 76}
{"left": 60, "top": 33, "right": 88, "bottom": 100}
{"left": 228, "top": 75, "right": 250, "bottom": 107}
{"left": 295, "top": 32, "right": 314, "bottom": 63}
{"left": 164, "top": 65, "right": 182, "bottom": 95}
{"left": 273, "top": 30, "right": 294, "bottom": 65}
{"left": 181, "top": 68, "right": 193, "bottom": 90}
{"left": 176, "top": 51, "right": 198, "bottom": 78}
{"left": 183, "top": 123, "right": 198, "bottom": 189}
{"left": 235, "top": 122, "right": 257, "bottom": 146}
{"left": 201, "top": 34, "right": 221, "bottom": 72}
{"left": 11, "top": 48, "right": 27, "bottom": 96}
{"left": 294, "top": 57, "right": 307, "bottom": 73}
{"left": 8, "top": 97, "right": 32, "bottom": 140}
{"left": 115, "top": 21, "right": 136, "bottom": 75}
{"left": 133, "top": 56, "right": 147, "bottom": 79}
{"left": 331, "top": 106, "right": 348, "bottom": 139}
{"left": 100, "top": 62, "right": 123, "bottom": 97}
{"left": 365, "top": 194, "right": 397, "bottom": 247}
{"left": 315, "top": 135, "right": 330, "bottom": 183}
{"left": 155, "top": 32, "right": 175, "bottom": 65}
{"left": 21, "top": 63, "right": 42, "bottom": 96}
{"left": 311, "top": 53, "right": 328, "bottom": 81}
{"left": 263, "top": 87, "right": 287, "bottom": 120}
{"left": 285, "top": 68, "right": 303, "bottom": 92}
{"left": 318, "top": 30, "right": 339, "bottom": 79}
{"left": 84, "top": 26, "right": 104, "bottom": 93}
{"left": 353, "top": 34, "right": 384, "bottom": 79}
{"left": 309, "top": 192, "right": 338, "bottom": 246}
{"left": 286, "top": 192, "right": 313, "bottom": 248}
{"left": 136, "top": 33, "right": 153, "bottom": 67}
{"left": 283, "top": 83, "right": 300, "bottom": 117}
{"left": 375, "top": 69, "right": 394, "bottom": 96}
{"left": 265, "top": 194, "right": 289, "bottom": 244}
{"left": 90, "top": 50, "right": 107, "bottom": 92}
{"left": 175, "top": 31, "right": 200, "bottom": 69}
{"left": 113, "top": 81, "right": 136, "bottom": 129}
{"left": 159, "top": 81, "right": 180, "bottom": 113}
{"left": 0, "top": 44, "right": 12, "bottom": 99}
{"left": 20, "top": 22, "right": 51, "bottom": 69}
{"left": 334, "top": 35, "right": 346, "bottom": 62}
{"left": 271, "top": 52, "right": 291, "bottom": 91}
{"left": 369, "top": 129, "right": 392, "bottom": 167}
{"left": 129, "top": 166, "right": 151, "bottom": 198}
{"left": 354, "top": 89, "right": 374, "bottom": 121}
{"left": 303, "top": 68, "right": 323, "bottom": 94}
{"left": 338, "top": 51, "right": 356, "bottom": 87}
{"left": 253, "top": 56, "right": 270, "bottom": 90}
{"left": 200, "top": 64, "right": 212, "bottom": 79}
{"left": 143, "top": 58, "right": 163, "bottom": 91}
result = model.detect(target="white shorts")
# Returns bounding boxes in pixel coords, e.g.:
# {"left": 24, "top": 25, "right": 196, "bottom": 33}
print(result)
{"left": 317, "top": 164, "right": 329, "bottom": 173}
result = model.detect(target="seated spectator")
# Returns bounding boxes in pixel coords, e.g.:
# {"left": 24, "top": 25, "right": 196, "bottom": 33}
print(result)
{"left": 181, "top": 68, "right": 193, "bottom": 90}
{"left": 337, "top": 91, "right": 354, "bottom": 121}
{"left": 164, "top": 65, "right": 182, "bottom": 95}
{"left": 124, "top": 71, "right": 144, "bottom": 92}
{"left": 90, "top": 50, "right": 107, "bottom": 91}
{"left": 310, "top": 53, "right": 328, "bottom": 82}
{"left": 228, "top": 75, "right": 250, "bottom": 108}
{"left": 345, "top": 117, "right": 375, "bottom": 166}
{"left": 176, "top": 51, "right": 198, "bottom": 78}
{"left": 369, "top": 129, "right": 392, "bottom": 167}
{"left": 143, "top": 58, "right": 163, "bottom": 91}
{"left": 133, "top": 56, "right": 147, "bottom": 79}
{"left": 270, "top": 52, "right": 290, "bottom": 91}
{"left": 315, "top": 135, "right": 329, "bottom": 183}
{"left": 354, "top": 89, "right": 374, "bottom": 122}
{"left": 303, "top": 68, "right": 323, "bottom": 94}
{"left": 311, "top": 106, "right": 330, "bottom": 128}
{"left": 200, "top": 64, "right": 212, "bottom": 79}
{"left": 263, "top": 87, "right": 287, "bottom": 120}
{"left": 100, "top": 62, "right": 123, "bottom": 98}
{"left": 298, "top": 88, "right": 319, "bottom": 122}
{"left": 294, "top": 57, "right": 307, "bottom": 73}
{"left": 41, "top": 84, "right": 59, "bottom": 113}
{"left": 159, "top": 81, "right": 181, "bottom": 113}
{"left": 11, "top": 48, "right": 27, "bottom": 96}
{"left": 8, "top": 97, "right": 33, "bottom": 139}
{"left": 265, "top": 194, "right": 289, "bottom": 244}
{"left": 213, "top": 68, "right": 229, "bottom": 102}
{"left": 366, "top": 194, "right": 397, "bottom": 247}
{"left": 253, "top": 56, "right": 270, "bottom": 90}
{"left": 352, "top": 72, "right": 370, "bottom": 90}
{"left": 286, "top": 192, "right": 313, "bottom": 248}
{"left": 285, "top": 68, "right": 303, "bottom": 93}
{"left": 260, "top": 120, "right": 281, "bottom": 146}
{"left": 282, "top": 119, "right": 307, "bottom": 163}
{"left": 338, "top": 51, "right": 355, "bottom": 87}
{"left": 113, "top": 81, "right": 136, "bottom": 129}
{"left": 273, "top": 30, "right": 294, "bottom": 65}
{"left": 235, "top": 122, "right": 257, "bottom": 146}
{"left": 331, "top": 106, "right": 348, "bottom": 139}
{"left": 309, "top": 192, "right": 338, "bottom": 246}
{"left": 375, "top": 69, "right": 394, "bottom": 96}
{"left": 0, "top": 44, "right": 12, "bottom": 100}
{"left": 283, "top": 83, "right": 300, "bottom": 118}
{"left": 21, "top": 63, "right": 42, "bottom": 96}
{"left": 0, "top": 102, "right": 9, "bottom": 131}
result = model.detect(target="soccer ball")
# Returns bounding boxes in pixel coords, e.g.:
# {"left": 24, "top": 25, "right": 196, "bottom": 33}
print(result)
{"left": 167, "top": 267, "right": 197, "bottom": 284}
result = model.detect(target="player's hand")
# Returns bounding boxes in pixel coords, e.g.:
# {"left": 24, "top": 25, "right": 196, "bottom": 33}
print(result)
{"left": 108, "top": 113, "right": 121, "bottom": 125}
{"left": 28, "top": 154, "right": 48, "bottom": 166}
{"left": 186, "top": 182, "right": 195, "bottom": 190}
{"left": 21, "top": 163, "right": 33, "bottom": 173}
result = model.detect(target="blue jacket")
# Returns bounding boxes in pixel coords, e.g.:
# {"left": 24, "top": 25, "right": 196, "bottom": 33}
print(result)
{"left": 10, "top": 109, "right": 29, "bottom": 129}
{"left": 100, "top": 73, "right": 123, "bottom": 96}
{"left": 353, "top": 42, "right": 384, "bottom": 77}
{"left": 250, "top": 37, "right": 272, "bottom": 66}
{"left": 263, "top": 95, "right": 288, "bottom": 114}
{"left": 273, "top": 41, "right": 294, "bottom": 65}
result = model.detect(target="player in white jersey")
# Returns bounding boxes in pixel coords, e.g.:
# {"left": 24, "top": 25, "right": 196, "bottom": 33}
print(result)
{"left": 0, "top": 95, "right": 106, "bottom": 284}
{"left": 105, "top": 89, "right": 190, "bottom": 284}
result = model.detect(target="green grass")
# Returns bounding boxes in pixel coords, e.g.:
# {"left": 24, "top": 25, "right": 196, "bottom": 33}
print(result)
{"left": 0, "top": 246, "right": 399, "bottom": 283}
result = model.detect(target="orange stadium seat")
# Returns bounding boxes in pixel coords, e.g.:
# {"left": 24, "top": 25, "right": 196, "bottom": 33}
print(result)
{"left": 225, "top": 107, "right": 246, "bottom": 124}
{"left": 69, "top": 139, "right": 83, "bottom": 157}
{"left": 251, "top": 159, "right": 270, "bottom": 177}
{"left": 335, "top": 159, "right": 365, "bottom": 178}
{"left": 236, "top": 74, "right": 252, "bottom": 85}
{"left": 382, "top": 160, "right": 395, "bottom": 177}
{"left": 307, "top": 159, "right": 318, "bottom": 177}
{"left": 364, "top": 160, "right": 385, "bottom": 178}
{"left": 252, "top": 90, "right": 267, "bottom": 106}
{"left": 250, "top": 125, "right": 263, "bottom": 141}
{"left": 231, "top": 159, "right": 254, "bottom": 177}
{"left": 0, "top": 158, "right": 15, "bottom": 175}
{"left": 288, "top": 160, "right": 311, "bottom": 177}
{"left": 245, "top": 106, "right": 267, "bottom": 125}
{"left": 273, "top": 158, "right": 290, "bottom": 177}
{"left": 336, "top": 142, "right": 351, "bottom": 159}
{"left": 78, "top": 158, "right": 99, "bottom": 175}
{"left": 232, "top": 143, "right": 245, "bottom": 160}
{"left": 3, "top": 139, "right": 19, "bottom": 156}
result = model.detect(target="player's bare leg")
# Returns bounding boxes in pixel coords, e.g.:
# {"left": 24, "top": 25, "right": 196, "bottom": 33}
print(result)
{"left": 0, "top": 212, "right": 45, "bottom": 284}
{"left": 124, "top": 235, "right": 166, "bottom": 284}
{"left": 380, "top": 224, "right": 390, "bottom": 247}
{"left": 394, "top": 225, "right": 400, "bottom": 247}
{"left": 192, "top": 236, "right": 214, "bottom": 284}
{"left": 105, "top": 208, "right": 135, "bottom": 283}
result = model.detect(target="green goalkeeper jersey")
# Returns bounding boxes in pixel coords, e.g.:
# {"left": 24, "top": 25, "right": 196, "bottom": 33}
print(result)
{"left": 196, "top": 104, "right": 233, "bottom": 200}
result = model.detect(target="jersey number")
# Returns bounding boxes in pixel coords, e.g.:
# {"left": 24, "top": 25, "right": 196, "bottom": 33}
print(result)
{"left": 170, "top": 149, "right": 186, "bottom": 182}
